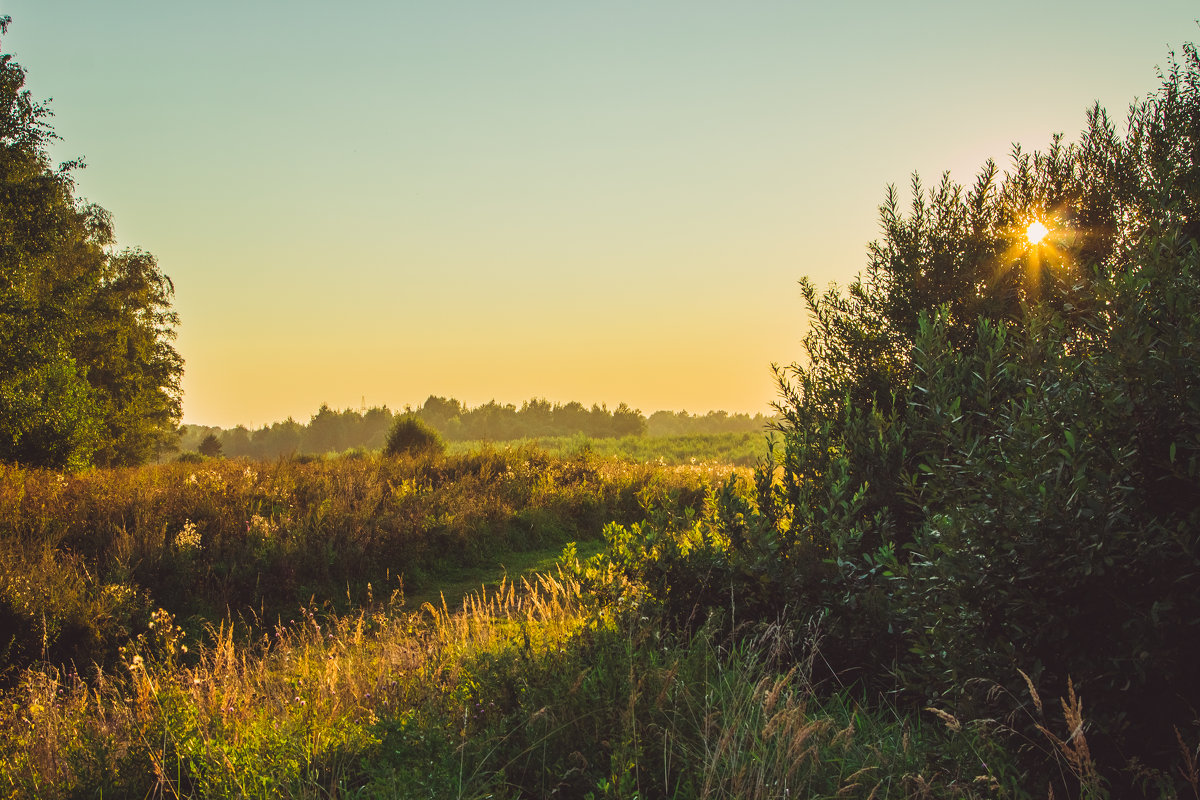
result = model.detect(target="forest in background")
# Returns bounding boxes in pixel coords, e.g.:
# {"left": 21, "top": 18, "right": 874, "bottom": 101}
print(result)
{"left": 177, "top": 397, "right": 773, "bottom": 461}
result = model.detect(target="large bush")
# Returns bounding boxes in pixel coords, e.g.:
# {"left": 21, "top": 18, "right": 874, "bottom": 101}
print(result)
{"left": 383, "top": 414, "right": 445, "bottom": 457}
{"left": 580, "top": 40, "right": 1200, "bottom": 791}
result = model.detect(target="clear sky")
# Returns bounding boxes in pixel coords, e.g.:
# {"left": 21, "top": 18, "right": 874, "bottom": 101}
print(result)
{"left": 3, "top": 2, "right": 1195, "bottom": 427}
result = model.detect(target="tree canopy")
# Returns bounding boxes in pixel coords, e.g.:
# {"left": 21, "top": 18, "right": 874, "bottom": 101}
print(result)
{"left": 0, "top": 17, "right": 182, "bottom": 469}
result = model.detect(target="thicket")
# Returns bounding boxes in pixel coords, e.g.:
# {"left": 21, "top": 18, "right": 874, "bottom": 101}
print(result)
{"left": 382, "top": 414, "right": 444, "bottom": 457}
{"left": 577, "top": 43, "right": 1200, "bottom": 795}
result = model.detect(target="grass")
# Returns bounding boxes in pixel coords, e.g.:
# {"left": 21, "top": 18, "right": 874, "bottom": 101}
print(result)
{"left": 0, "top": 445, "right": 721, "bottom": 680}
{"left": 3, "top": 447, "right": 1191, "bottom": 797}
{"left": 0, "top": 571, "right": 1023, "bottom": 799}
{"left": 446, "top": 431, "right": 770, "bottom": 467}
{"left": 401, "top": 538, "right": 606, "bottom": 612}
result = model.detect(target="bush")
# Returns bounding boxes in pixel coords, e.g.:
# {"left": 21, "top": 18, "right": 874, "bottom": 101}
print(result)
{"left": 576, "top": 38, "right": 1200, "bottom": 793}
{"left": 383, "top": 414, "right": 445, "bottom": 458}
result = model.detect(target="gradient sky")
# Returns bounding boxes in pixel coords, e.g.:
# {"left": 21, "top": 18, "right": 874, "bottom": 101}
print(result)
{"left": 3, "top": 2, "right": 1196, "bottom": 427}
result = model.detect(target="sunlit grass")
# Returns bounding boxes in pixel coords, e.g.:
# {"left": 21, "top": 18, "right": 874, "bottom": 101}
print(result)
{"left": 0, "top": 574, "right": 1021, "bottom": 799}
{"left": 0, "top": 446, "right": 718, "bottom": 682}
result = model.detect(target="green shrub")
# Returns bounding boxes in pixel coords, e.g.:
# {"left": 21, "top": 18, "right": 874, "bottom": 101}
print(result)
{"left": 383, "top": 414, "right": 444, "bottom": 458}
{"left": 575, "top": 38, "right": 1200, "bottom": 793}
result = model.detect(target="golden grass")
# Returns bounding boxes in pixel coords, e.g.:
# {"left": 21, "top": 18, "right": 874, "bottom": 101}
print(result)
{"left": 0, "top": 570, "right": 588, "bottom": 798}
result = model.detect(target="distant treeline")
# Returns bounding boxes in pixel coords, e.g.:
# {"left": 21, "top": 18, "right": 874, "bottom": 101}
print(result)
{"left": 178, "top": 396, "right": 773, "bottom": 460}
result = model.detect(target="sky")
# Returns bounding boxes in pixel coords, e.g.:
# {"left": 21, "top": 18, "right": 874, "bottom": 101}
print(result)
{"left": 2, "top": 2, "right": 1196, "bottom": 428}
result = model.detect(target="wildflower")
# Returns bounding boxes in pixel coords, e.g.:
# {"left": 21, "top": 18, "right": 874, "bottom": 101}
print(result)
{"left": 175, "top": 521, "right": 201, "bottom": 551}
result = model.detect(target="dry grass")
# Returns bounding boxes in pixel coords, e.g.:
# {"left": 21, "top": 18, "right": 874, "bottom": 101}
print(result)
{"left": 0, "top": 570, "right": 587, "bottom": 798}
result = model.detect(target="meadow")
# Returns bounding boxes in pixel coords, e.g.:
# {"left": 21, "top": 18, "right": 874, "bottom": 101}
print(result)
{"left": 4, "top": 446, "right": 1184, "bottom": 799}
{"left": 0, "top": 448, "right": 1034, "bottom": 799}
{"left": 444, "top": 431, "right": 768, "bottom": 467}
{"left": 0, "top": 446, "right": 722, "bottom": 680}
{"left": 5, "top": 29, "right": 1200, "bottom": 800}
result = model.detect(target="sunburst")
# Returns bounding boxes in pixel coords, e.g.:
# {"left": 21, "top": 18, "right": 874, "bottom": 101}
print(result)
{"left": 994, "top": 212, "right": 1077, "bottom": 301}
{"left": 1026, "top": 220, "right": 1050, "bottom": 245}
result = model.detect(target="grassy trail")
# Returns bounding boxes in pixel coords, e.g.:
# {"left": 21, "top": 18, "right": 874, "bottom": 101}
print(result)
{"left": 401, "top": 538, "right": 605, "bottom": 611}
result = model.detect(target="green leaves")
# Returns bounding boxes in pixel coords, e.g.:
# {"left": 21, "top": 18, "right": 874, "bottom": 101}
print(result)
{"left": 0, "top": 25, "right": 182, "bottom": 469}
{"left": 763, "top": 34, "right": 1200, "bottom": 775}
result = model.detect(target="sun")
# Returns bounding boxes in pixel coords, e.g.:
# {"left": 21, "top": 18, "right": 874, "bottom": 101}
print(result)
{"left": 1026, "top": 220, "right": 1050, "bottom": 245}
{"left": 995, "top": 214, "right": 1074, "bottom": 301}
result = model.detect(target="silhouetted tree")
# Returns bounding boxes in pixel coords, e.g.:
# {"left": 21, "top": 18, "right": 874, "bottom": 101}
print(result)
{"left": 197, "top": 433, "right": 222, "bottom": 459}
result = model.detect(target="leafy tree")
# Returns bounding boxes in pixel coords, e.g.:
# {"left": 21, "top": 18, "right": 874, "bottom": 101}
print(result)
{"left": 610, "top": 402, "right": 647, "bottom": 437}
{"left": 384, "top": 414, "right": 444, "bottom": 457}
{"left": 305, "top": 403, "right": 348, "bottom": 454}
{"left": 417, "top": 395, "right": 462, "bottom": 428}
{"left": 197, "top": 433, "right": 222, "bottom": 459}
{"left": 0, "top": 18, "right": 182, "bottom": 469}
{"left": 761, "top": 42, "right": 1200, "bottom": 779}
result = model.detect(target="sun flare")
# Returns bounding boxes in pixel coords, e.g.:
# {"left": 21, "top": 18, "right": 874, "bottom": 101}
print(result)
{"left": 1026, "top": 220, "right": 1050, "bottom": 245}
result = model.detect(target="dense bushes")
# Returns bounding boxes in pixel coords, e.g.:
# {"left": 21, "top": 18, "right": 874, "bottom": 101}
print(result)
{"left": 578, "top": 40, "right": 1200, "bottom": 793}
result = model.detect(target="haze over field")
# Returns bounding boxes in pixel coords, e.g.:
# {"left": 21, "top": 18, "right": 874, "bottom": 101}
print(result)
{"left": 3, "top": 1, "right": 1194, "bottom": 427}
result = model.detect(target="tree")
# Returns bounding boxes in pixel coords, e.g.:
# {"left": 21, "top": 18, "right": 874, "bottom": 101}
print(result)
{"left": 197, "top": 433, "right": 222, "bottom": 459}
{"left": 383, "top": 414, "right": 444, "bottom": 457}
{"left": 0, "top": 18, "right": 182, "bottom": 469}
{"left": 581, "top": 39, "right": 1200, "bottom": 788}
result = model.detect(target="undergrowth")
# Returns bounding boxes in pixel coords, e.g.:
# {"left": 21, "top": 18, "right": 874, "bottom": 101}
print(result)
{"left": 0, "top": 573, "right": 1027, "bottom": 799}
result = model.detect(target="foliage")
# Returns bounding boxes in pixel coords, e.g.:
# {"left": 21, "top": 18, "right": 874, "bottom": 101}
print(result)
{"left": 0, "top": 19, "right": 182, "bottom": 470}
{"left": 383, "top": 413, "right": 444, "bottom": 458}
{"left": 763, "top": 47, "right": 1200, "bottom": 773}
{"left": 196, "top": 433, "right": 222, "bottom": 459}
{"left": 178, "top": 399, "right": 772, "bottom": 461}
{"left": 573, "top": 37, "right": 1200, "bottom": 794}
{"left": 446, "top": 430, "right": 768, "bottom": 467}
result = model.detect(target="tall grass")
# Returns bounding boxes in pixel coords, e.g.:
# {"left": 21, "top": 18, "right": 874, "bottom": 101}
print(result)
{"left": 0, "top": 446, "right": 722, "bottom": 680}
{"left": 0, "top": 572, "right": 1024, "bottom": 799}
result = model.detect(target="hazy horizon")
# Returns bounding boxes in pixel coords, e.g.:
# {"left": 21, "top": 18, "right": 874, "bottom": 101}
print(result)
{"left": 181, "top": 395, "right": 778, "bottom": 433}
{"left": 3, "top": 1, "right": 1195, "bottom": 428}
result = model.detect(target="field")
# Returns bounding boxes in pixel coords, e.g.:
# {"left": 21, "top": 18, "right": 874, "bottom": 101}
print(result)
{"left": 445, "top": 431, "right": 770, "bottom": 467}
{"left": 0, "top": 448, "right": 1040, "bottom": 799}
